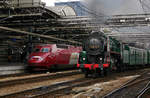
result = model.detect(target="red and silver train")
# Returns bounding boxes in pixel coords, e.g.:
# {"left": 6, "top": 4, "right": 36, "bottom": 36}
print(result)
{"left": 27, "top": 44, "right": 82, "bottom": 71}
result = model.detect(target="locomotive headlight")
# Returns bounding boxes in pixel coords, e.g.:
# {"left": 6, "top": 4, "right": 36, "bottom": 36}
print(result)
{"left": 83, "top": 58, "right": 85, "bottom": 60}
{"left": 100, "top": 58, "right": 102, "bottom": 60}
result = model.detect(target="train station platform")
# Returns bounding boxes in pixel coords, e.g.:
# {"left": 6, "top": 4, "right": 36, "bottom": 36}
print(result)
{"left": 0, "top": 63, "right": 26, "bottom": 75}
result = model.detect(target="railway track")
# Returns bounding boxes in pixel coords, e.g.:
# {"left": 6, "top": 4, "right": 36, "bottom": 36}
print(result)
{"left": 0, "top": 70, "right": 81, "bottom": 88}
{"left": 0, "top": 77, "right": 103, "bottom": 98}
{"left": 0, "top": 69, "right": 79, "bottom": 79}
{"left": 1, "top": 69, "right": 147, "bottom": 98}
{"left": 1, "top": 68, "right": 150, "bottom": 98}
{"left": 0, "top": 72, "right": 29, "bottom": 79}
{"left": 103, "top": 71, "right": 150, "bottom": 98}
{"left": 137, "top": 81, "right": 150, "bottom": 98}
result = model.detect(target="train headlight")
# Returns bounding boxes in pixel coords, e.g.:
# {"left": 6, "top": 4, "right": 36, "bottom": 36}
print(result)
{"left": 100, "top": 58, "right": 102, "bottom": 60}
{"left": 31, "top": 56, "right": 43, "bottom": 61}
{"left": 83, "top": 58, "right": 85, "bottom": 60}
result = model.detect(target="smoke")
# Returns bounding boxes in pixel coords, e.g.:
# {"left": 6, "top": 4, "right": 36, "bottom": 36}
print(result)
{"left": 83, "top": 0, "right": 144, "bottom": 16}
{"left": 80, "top": 0, "right": 145, "bottom": 31}
{"left": 81, "top": 0, "right": 150, "bottom": 46}
{"left": 140, "top": 0, "right": 150, "bottom": 13}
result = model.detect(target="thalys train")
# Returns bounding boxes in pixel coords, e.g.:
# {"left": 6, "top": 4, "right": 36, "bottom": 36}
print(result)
{"left": 77, "top": 31, "right": 150, "bottom": 77}
{"left": 27, "top": 44, "right": 82, "bottom": 72}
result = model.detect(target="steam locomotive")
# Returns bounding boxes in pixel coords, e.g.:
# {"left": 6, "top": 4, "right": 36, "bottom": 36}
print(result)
{"left": 77, "top": 31, "right": 150, "bottom": 77}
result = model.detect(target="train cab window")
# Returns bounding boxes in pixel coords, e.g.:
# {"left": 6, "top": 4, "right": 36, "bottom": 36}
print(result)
{"left": 33, "top": 48, "right": 40, "bottom": 52}
{"left": 41, "top": 48, "right": 50, "bottom": 53}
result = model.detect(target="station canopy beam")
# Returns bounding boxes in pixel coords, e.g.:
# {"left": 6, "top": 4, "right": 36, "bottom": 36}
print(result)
{"left": 0, "top": 26, "right": 82, "bottom": 45}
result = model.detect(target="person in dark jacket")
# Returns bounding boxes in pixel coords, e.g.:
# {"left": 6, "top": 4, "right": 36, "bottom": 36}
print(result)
{"left": 8, "top": 46, "right": 13, "bottom": 63}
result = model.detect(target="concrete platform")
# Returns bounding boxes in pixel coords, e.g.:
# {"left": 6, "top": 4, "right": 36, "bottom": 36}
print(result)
{"left": 0, "top": 63, "right": 26, "bottom": 75}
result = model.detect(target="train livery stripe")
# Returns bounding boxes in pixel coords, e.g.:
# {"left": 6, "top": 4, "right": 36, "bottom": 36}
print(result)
{"left": 69, "top": 53, "right": 79, "bottom": 64}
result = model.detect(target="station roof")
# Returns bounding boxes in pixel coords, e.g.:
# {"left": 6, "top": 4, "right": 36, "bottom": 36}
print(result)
{"left": 47, "top": 5, "right": 76, "bottom": 16}
{"left": 1, "top": 1, "right": 150, "bottom": 48}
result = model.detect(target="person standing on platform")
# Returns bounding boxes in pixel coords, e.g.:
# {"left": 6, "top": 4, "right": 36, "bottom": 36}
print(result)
{"left": 8, "top": 45, "right": 13, "bottom": 63}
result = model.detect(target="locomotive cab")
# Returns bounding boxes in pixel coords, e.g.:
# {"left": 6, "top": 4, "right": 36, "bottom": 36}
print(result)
{"left": 27, "top": 45, "right": 54, "bottom": 71}
{"left": 29, "top": 47, "right": 51, "bottom": 62}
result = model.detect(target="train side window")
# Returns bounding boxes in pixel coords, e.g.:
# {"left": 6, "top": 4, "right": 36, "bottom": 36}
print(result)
{"left": 41, "top": 48, "right": 50, "bottom": 53}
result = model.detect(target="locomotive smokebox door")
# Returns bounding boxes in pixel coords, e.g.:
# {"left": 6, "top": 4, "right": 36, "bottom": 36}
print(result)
{"left": 83, "top": 31, "right": 105, "bottom": 56}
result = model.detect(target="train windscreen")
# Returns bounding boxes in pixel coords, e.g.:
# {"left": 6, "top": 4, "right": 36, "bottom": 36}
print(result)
{"left": 41, "top": 48, "right": 50, "bottom": 53}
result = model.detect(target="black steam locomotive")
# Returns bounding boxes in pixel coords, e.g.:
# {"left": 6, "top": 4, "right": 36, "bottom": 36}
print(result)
{"left": 77, "top": 31, "right": 150, "bottom": 77}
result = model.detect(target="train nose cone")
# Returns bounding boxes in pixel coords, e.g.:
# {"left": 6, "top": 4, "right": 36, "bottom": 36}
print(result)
{"left": 29, "top": 56, "right": 44, "bottom": 63}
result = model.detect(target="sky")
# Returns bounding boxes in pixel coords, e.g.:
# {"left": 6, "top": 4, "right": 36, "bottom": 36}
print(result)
{"left": 41, "top": 0, "right": 80, "bottom": 6}
{"left": 41, "top": 0, "right": 145, "bottom": 15}
{"left": 86, "top": 0, "right": 144, "bottom": 15}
